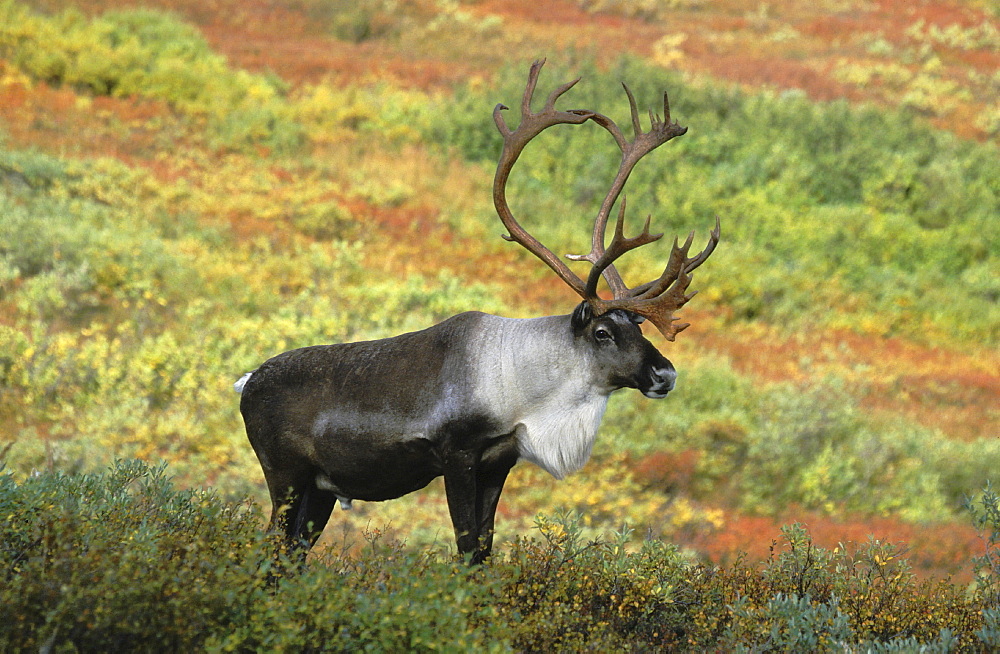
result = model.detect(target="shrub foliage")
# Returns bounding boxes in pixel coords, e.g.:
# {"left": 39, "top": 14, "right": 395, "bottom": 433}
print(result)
{"left": 1, "top": 462, "right": 997, "bottom": 651}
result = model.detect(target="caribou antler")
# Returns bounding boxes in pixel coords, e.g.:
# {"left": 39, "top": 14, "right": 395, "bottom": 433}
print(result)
{"left": 493, "top": 59, "right": 720, "bottom": 341}
{"left": 493, "top": 60, "right": 595, "bottom": 298}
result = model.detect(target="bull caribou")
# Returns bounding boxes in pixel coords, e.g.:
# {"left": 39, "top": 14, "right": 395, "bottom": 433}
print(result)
{"left": 236, "top": 60, "right": 719, "bottom": 564}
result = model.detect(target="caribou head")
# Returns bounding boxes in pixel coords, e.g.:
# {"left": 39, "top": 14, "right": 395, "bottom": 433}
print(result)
{"left": 236, "top": 60, "right": 719, "bottom": 565}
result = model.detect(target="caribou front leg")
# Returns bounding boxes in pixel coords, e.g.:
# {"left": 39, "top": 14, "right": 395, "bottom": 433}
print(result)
{"left": 442, "top": 447, "right": 484, "bottom": 562}
{"left": 473, "top": 435, "right": 520, "bottom": 562}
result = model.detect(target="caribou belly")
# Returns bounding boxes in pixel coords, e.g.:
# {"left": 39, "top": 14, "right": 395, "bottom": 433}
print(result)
{"left": 314, "top": 472, "right": 353, "bottom": 510}
{"left": 307, "top": 410, "right": 445, "bottom": 503}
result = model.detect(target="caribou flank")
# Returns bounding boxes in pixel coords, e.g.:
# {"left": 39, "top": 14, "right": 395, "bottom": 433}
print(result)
{"left": 237, "top": 60, "right": 720, "bottom": 564}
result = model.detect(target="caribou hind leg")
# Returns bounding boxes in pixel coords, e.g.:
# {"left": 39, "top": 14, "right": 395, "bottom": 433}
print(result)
{"left": 264, "top": 471, "right": 338, "bottom": 576}
{"left": 288, "top": 482, "right": 338, "bottom": 550}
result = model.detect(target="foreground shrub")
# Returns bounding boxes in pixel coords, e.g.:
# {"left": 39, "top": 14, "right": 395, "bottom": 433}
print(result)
{"left": 966, "top": 482, "right": 1000, "bottom": 604}
{"left": 0, "top": 460, "right": 269, "bottom": 651}
{"left": 495, "top": 513, "right": 693, "bottom": 650}
{"left": 216, "top": 536, "right": 509, "bottom": 652}
{"left": 0, "top": 460, "right": 507, "bottom": 652}
{"left": 1, "top": 462, "right": 994, "bottom": 651}
{"left": 494, "top": 518, "right": 987, "bottom": 651}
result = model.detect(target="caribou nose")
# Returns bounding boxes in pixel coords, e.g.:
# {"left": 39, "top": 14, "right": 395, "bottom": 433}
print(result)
{"left": 650, "top": 365, "right": 676, "bottom": 393}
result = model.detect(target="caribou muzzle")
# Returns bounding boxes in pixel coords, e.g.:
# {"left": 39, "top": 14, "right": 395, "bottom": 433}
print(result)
{"left": 640, "top": 359, "right": 677, "bottom": 399}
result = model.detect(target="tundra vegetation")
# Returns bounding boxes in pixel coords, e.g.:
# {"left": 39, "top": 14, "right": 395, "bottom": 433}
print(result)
{"left": 0, "top": 0, "right": 998, "bottom": 650}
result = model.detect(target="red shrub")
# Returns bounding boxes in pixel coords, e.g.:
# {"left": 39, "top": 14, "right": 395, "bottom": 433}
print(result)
{"left": 632, "top": 449, "right": 701, "bottom": 494}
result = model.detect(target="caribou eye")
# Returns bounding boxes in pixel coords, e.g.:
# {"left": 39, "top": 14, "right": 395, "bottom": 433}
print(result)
{"left": 594, "top": 327, "right": 614, "bottom": 342}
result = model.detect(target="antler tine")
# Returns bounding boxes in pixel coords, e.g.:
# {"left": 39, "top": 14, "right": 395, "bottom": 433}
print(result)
{"left": 579, "top": 198, "right": 663, "bottom": 298}
{"left": 628, "top": 219, "right": 720, "bottom": 302}
{"left": 519, "top": 60, "right": 543, "bottom": 118}
{"left": 624, "top": 83, "right": 643, "bottom": 138}
{"left": 543, "top": 77, "right": 583, "bottom": 113}
{"left": 683, "top": 216, "right": 721, "bottom": 273}
{"left": 625, "top": 235, "right": 688, "bottom": 299}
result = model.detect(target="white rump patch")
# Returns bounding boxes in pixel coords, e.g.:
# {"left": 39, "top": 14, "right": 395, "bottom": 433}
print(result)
{"left": 233, "top": 371, "right": 253, "bottom": 393}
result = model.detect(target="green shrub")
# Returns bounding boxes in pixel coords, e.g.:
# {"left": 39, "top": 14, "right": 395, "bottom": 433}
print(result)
{"left": 635, "top": 374, "right": 998, "bottom": 522}
{"left": 1, "top": 465, "right": 994, "bottom": 650}
{"left": 978, "top": 608, "right": 1000, "bottom": 651}
{"left": 216, "top": 541, "right": 510, "bottom": 652}
{"left": 0, "top": 460, "right": 270, "bottom": 651}
{"left": 722, "top": 594, "right": 854, "bottom": 652}
{"left": 492, "top": 511, "right": 695, "bottom": 651}
{"left": 0, "top": 152, "right": 198, "bottom": 322}
{"left": 966, "top": 483, "right": 1000, "bottom": 604}
{"left": 688, "top": 525, "right": 984, "bottom": 651}
{"left": 324, "top": 0, "right": 406, "bottom": 43}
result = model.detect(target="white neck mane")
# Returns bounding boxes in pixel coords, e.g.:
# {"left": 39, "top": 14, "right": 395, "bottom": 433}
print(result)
{"left": 515, "top": 390, "right": 609, "bottom": 479}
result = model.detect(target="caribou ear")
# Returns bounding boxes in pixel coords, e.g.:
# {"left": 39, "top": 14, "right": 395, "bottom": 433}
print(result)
{"left": 571, "top": 301, "right": 593, "bottom": 333}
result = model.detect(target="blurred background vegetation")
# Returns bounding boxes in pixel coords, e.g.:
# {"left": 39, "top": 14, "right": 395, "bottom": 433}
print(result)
{"left": 0, "top": 0, "right": 998, "bottom": 646}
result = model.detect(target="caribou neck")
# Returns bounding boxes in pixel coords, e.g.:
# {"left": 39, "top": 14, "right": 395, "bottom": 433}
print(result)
{"left": 470, "top": 314, "right": 610, "bottom": 480}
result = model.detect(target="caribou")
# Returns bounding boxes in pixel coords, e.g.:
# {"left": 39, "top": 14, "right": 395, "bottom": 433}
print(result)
{"left": 236, "top": 60, "right": 720, "bottom": 564}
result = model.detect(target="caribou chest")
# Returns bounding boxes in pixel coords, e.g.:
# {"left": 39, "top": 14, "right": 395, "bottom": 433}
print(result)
{"left": 513, "top": 389, "right": 609, "bottom": 479}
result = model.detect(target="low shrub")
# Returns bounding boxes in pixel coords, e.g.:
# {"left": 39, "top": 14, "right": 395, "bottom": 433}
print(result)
{"left": 0, "top": 460, "right": 270, "bottom": 651}
{"left": 1, "top": 464, "right": 994, "bottom": 651}
{"left": 966, "top": 482, "right": 1000, "bottom": 604}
